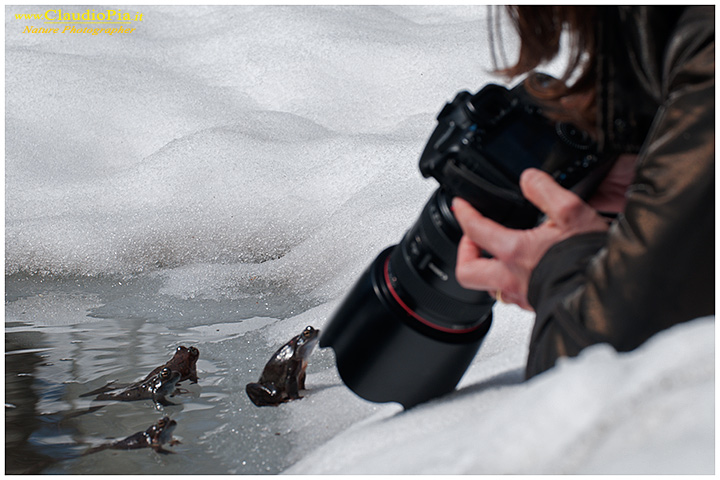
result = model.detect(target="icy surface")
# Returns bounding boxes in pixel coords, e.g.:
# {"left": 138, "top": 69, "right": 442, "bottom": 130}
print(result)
{"left": 5, "top": 5, "right": 714, "bottom": 475}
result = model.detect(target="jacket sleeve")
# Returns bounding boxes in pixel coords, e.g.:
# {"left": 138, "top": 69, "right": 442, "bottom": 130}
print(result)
{"left": 525, "top": 8, "right": 715, "bottom": 378}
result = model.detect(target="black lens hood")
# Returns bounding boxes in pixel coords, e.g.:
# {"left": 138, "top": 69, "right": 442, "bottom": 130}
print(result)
{"left": 321, "top": 247, "right": 492, "bottom": 409}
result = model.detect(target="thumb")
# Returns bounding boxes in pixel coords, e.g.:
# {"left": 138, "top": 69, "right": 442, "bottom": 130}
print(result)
{"left": 519, "top": 168, "right": 592, "bottom": 227}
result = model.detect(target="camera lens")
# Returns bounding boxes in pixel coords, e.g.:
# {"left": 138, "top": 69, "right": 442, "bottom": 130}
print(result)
{"left": 387, "top": 188, "right": 494, "bottom": 335}
{"left": 320, "top": 187, "right": 494, "bottom": 408}
{"left": 320, "top": 245, "right": 492, "bottom": 409}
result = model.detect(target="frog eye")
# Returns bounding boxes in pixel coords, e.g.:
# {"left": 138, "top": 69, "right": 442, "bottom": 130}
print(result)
{"left": 189, "top": 347, "right": 199, "bottom": 356}
{"left": 302, "top": 327, "right": 313, "bottom": 338}
{"left": 160, "top": 367, "right": 171, "bottom": 379}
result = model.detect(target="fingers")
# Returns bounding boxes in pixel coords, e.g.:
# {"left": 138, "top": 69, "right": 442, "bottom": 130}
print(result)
{"left": 452, "top": 197, "right": 516, "bottom": 259}
{"left": 587, "top": 154, "right": 635, "bottom": 212}
{"left": 457, "top": 236, "right": 533, "bottom": 309}
{"left": 519, "top": 168, "right": 599, "bottom": 228}
{"left": 453, "top": 201, "right": 520, "bottom": 293}
{"left": 451, "top": 169, "right": 606, "bottom": 312}
{"left": 455, "top": 232, "right": 482, "bottom": 268}
{"left": 456, "top": 235, "right": 514, "bottom": 291}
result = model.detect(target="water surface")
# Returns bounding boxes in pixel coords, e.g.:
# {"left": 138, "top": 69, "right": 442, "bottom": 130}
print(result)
{"left": 5, "top": 273, "right": 328, "bottom": 474}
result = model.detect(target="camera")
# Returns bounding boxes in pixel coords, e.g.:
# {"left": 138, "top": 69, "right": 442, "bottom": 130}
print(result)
{"left": 321, "top": 75, "right": 614, "bottom": 409}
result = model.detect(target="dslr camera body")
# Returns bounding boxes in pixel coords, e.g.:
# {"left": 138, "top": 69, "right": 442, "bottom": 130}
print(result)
{"left": 321, "top": 75, "right": 614, "bottom": 409}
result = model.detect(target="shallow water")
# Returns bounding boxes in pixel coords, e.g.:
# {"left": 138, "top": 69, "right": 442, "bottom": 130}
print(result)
{"left": 5, "top": 273, "right": 332, "bottom": 474}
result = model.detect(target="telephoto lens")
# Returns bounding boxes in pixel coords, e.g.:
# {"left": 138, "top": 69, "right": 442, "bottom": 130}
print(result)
{"left": 320, "top": 188, "right": 494, "bottom": 409}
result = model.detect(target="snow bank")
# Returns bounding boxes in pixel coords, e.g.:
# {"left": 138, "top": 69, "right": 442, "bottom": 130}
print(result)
{"left": 286, "top": 316, "right": 714, "bottom": 475}
{"left": 6, "top": 5, "right": 497, "bottom": 289}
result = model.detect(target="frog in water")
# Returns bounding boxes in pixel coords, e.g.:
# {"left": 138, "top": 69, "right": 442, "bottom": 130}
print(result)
{"left": 83, "top": 416, "right": 180, "bottom": 455}
{"left": 82, "top": 346, "right": 199, "bottom": 399}
{"left": 144, "top": 346, "right": 199, "bottom": 384}
{"left": 96, "top": 367, "right": 181, "bottom": 407}
{"left": 246, "top": 326, "right": 320, "bottom": 407}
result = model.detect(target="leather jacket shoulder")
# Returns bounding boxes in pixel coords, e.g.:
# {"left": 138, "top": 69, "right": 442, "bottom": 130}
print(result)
{"left": 597, "top": 6, "right": 712, "bottom": 154}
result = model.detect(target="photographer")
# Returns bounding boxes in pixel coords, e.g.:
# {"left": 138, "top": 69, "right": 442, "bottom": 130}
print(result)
{"left": 453, "top": 6, "right": 714, "bottom": 378}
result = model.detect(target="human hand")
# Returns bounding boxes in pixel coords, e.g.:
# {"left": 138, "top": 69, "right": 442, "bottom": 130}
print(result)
{"left": 587, "top": 154, "right": 637, "bottom": 213}
{"left": 453, "top": 168, "right": 610, "bottom": 310}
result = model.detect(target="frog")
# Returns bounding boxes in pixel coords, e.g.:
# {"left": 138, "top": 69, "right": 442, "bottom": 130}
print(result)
{"left": 144, "top": 346, "right": 199, "bottom": 384}
{"left": 81, "top": 345, "right": 199, "bottom": 399}
{"left": 95, "top": 367, "right": 181, "bottom": 407}
{"left": 83, "top": 416, "right": 180, "bottom": 455}
{"left": 246, "top": 326, "right": 320, "bottom": 407}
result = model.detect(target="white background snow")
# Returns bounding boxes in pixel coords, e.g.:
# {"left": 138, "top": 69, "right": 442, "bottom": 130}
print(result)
{"left": 4, "top": 4, "right": 714, "bottom": 475}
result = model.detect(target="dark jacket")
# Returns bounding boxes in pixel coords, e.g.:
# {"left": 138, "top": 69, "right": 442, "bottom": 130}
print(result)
{"left": 526, "top": 6, "right": 715, "bottom": 378}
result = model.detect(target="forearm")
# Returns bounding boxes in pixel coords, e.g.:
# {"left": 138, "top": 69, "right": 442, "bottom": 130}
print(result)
{"left": 526, "top": 72, "right": 715, "bottom": 378}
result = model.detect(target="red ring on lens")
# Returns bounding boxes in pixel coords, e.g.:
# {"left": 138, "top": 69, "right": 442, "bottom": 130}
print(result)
{"left": 383, "top": 257, "right": 486, "bottom": 334}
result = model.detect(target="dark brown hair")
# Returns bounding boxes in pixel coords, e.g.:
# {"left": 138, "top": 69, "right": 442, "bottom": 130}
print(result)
{"left": 490, "top": 6, "right": 599, "bottom": 131}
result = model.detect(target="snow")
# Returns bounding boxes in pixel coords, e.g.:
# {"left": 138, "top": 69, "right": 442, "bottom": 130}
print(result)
{"left": 286, "top": 314, "right": 714, "bottom": 474}
{"left": 5, "top": 5, "right": 714, "bottom": 475}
